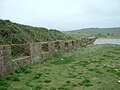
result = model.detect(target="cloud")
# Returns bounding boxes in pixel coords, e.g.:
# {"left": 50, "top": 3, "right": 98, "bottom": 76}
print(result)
{"left": 0, "top": 0, "right": 120, "bottom": 31}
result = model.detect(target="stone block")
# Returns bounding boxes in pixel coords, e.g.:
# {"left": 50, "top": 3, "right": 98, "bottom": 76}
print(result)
{"left": 30, "top": 43, "right": 42, "bottom": 64}
{"left": 48, "top": 41, "right": 55, "bottom": 56}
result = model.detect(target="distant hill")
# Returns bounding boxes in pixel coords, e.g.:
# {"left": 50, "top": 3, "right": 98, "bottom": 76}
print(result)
{"left": 0, "top": 19, "right": 72, "bottom": 44}
{"left": 69, "top": 28, "right": 120, "bottom": 38}
{"left": 71, "top": 28, "right": 120, "bottom": 35}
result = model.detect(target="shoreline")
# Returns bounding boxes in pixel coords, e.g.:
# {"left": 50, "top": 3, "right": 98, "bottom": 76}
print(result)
{"left": 97, "top": 38, "right": 120, "bottom": 40}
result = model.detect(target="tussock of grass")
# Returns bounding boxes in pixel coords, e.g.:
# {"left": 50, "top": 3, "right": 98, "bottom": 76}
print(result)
{"left": 88, "top": 68, "right": 103, "bottom": 74}
{"left": 44, "top": 80, "right": 51, "bottom": 83}
{"left": 50, "top": 87, "right": 56, "bottom": 90}
{"left": 34, "top": 85, "right": 42, "bottom": 90}
{"left": 0, "top": 87, "right": 9, "bottom": 90}
{"left": 0, "top": 76, "right": 10, "bottom": 87}
{"left": 15, "top": 66, "right": 32, "bottom": 74}
{"left": 76, "top": 61, "right": 90, "bottom": 67}
{"left": 78, "top": 78, "right": 93, "bottom": 87}
{"left": 107, "top": 67, "right": 120, "bottom": 77}
{"left": 6, "top": 74, "right": 20, "bottom": 81}
{"left": 67, "top": 72, "right": 78, "bottom": 78}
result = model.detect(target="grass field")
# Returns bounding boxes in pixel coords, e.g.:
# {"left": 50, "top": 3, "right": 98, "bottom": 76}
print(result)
{"left": 0, "top": 44, "right": 120, "bottom": 90}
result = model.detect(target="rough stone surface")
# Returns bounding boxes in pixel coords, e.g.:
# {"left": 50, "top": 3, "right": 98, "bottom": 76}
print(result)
{"left": 11, "top": 43, "right": 30, "bottom": 56}
{"left": 0, "top": 37, "right": 96, "bottom": 75}
{"left": 30, "top": 43, "right": 42, "bottom": 64}
{"left": 48, "top": 41, "right": 55, "bottom": 56}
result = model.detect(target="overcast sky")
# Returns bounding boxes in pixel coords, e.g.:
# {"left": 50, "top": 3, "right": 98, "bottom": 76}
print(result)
{"left": 0, "top": 0, "right": 120, "bottom": 31}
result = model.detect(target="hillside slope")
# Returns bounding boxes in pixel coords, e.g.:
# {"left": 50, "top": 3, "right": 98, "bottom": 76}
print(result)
{"left": 0, "top": 20, "right": 72, "bottom": 44}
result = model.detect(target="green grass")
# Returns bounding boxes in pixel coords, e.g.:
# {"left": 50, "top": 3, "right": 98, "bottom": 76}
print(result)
{"left": 63, "top": 32, "right": 88, "bottom": 39}
{"left": 0, "top": 44, "right": 120, "bottom": 90}
{"left": 0, "top": 19, "right": 72, "bottom": 44}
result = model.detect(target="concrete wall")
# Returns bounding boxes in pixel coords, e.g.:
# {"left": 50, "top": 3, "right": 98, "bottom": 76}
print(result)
{"left": 0, "top": 37, "right": 96, "bottom": 75}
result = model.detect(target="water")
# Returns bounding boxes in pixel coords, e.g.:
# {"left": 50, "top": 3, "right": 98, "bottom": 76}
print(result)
{"left": 94, "top": 39, "right": 120, "bottom": 45}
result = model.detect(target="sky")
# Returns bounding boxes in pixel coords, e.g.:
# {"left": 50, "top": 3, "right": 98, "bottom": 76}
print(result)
{"left": 0, "top": 0, "right": 120, "bottom": 31}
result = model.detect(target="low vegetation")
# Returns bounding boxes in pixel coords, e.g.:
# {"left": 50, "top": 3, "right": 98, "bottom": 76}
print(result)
{"left": 63, "top": 32, "right": 88, "bottom": 39}
{"left": 0, "top": 19, "right": 72, "bottom": 44}
{"left": 0, "top": 44, "right": 120, "bottom": 90}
